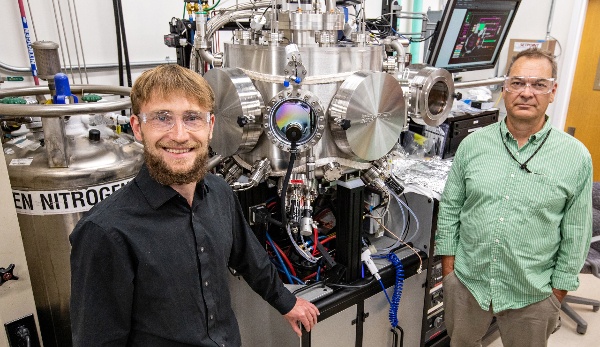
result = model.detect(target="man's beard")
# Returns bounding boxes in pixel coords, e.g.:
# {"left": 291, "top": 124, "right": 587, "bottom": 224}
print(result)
{"left": 143, "top": 141, "right": 209, "bottom": 186}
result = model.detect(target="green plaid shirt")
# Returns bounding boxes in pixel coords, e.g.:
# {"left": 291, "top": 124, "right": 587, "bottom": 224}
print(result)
{"left": 436, "top": 117, "right": 592, "bottom": 313}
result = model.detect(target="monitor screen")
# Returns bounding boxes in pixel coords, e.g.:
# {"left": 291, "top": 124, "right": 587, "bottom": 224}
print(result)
{"left": 426, "top": 0, "right": 521, "bottom": 73}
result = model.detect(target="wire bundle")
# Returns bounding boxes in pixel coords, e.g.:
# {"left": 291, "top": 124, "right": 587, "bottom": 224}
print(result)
{"left": 365, "top": 15, "right": 396, "bottom": 39}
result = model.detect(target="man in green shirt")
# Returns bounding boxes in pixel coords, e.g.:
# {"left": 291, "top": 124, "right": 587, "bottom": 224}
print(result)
{"left": 436, "top": 48, "right": 593, "bottom": 347}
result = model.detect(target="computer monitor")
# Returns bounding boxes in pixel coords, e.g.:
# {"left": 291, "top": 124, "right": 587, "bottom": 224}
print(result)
{"left": 426, "top": 0, "right": 521, "bottom": 73}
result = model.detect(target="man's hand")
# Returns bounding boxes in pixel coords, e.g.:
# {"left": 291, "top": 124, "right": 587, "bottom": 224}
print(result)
{"left": 441, "top": 255, "right": 455, "bottom": 277}
{"left": 552, "top": 288, "right": 568, "bottom": 303}
{"left": 284, "top": 297, "right": 320, "bottom": 337}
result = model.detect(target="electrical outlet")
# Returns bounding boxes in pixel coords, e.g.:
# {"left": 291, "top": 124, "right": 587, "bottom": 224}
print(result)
{"left": 4, "top": 314, "right": 40, "bottom": 347}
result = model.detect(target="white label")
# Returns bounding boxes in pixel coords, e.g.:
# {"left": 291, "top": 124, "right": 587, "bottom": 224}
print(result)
{"left": 9, "top": 158, "right": 34, "bottom": 166}
{"left": 15, "top": 139, "right": 35, "bottom": 149}
{"left": 7, "top": 135, "right": 27, "bottom": 145}
{"left": 12, "top": 177, "right": 133, "bottom": 215}
{"left": 513, "top": 42, "right": 543, "bottom": 52}
{"left": 27, "top": 142, "right": 41, "bottom": 151}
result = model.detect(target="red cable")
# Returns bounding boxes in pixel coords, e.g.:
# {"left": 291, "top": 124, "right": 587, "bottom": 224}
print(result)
{"left": 321, "top": 235, "right": 337, "bottom": 245}
{"left": 272, "top": 241, "right": 297, "bottom": 277}
{"left": 312, "top": 228, "right": 318, "bottom": 256}
{"left": 303, "top": 272, "right": 317, "bottom": 282}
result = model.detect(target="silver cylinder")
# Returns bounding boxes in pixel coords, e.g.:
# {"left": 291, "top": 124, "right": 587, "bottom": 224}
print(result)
{"left": 213, "top": 43, "right": 385, "bottom": 175}
{"left": 5, "top": 129, "right": 143, "bottom": 347}
{"left": 32, "top": 41, "right": 61, "bottom": 81}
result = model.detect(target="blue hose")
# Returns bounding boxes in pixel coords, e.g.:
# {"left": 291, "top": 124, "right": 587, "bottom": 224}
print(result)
{"left": 387, "top": 253, "right": 405, "bottom": 328}
{"left": 266, "top": 232, "right": 294, "bottom": 284}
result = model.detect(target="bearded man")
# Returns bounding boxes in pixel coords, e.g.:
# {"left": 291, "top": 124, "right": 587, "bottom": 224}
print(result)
{"left": 70, "top": 64, "right": 319, "bottom": 347}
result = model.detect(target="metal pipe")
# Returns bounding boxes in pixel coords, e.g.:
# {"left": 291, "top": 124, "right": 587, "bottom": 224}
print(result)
{"left": 198, "top": 49, "right": 222, "bottom": 67}
{"left": 389, "top": 39, "right": 406, "bottom": 61}
{"left": 0, "top": 59, "right": 176, "bottom": 74}
{"left": 66, "top": 0, "right": 84, "bottom": 84}
{"left": 71, "top": 0, "right": 89, "bottom": 83}
{"left": 0, "top": 84, "right": 131, "bottom": 97}
{"left": 0, "top": 85, "right": 131, "bottom": 117}
{"left": 216, "top": 0, "right": 270, "bottom": 13}
{"left": 0, "top": 100, "right": 132, "bottom": 117}
{"left": 325, "top": 0, "right": 336, "bottom": 12}
{"left": 411, "top": 0, "right": 424, "bottom": 63}
{"left": 206, "top": 154, "right": 224, "bottom": 171}
{"left": 454, "top": 77, "right": 505, "bottom": 89}
{"left": 53, "top": 0, "right": 76, "bottom": 82}
{"left": 546, "top": 0, "right": 556, "bottom": 38}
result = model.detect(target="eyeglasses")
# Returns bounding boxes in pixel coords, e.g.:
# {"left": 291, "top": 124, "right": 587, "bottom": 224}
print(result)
{"left": 139, "top": 111, "right": 211, "bottom": 132}
{"left": 504, "top": 76, "right": 556, "bottom": 95}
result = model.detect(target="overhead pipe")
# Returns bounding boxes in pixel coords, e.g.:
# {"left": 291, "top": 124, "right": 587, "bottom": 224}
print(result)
{"left": 0, "top": 84, "right": 131, "bottom": 117}
{"left": 454, "top": 77, "right": 505, "bottom": 89}
{"left": 410, "top": 0, "right": 423, "bottom": 63}
{"left": 0, "top": 59, "right": 176, "bottom": 75}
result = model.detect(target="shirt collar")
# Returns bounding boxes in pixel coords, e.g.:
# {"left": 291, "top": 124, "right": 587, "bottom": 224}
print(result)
{"left": 135, "top": 164, "right": 209, "bottom": 210}
{"left": 500, "top": 115, "right": 551, "bottom": 144}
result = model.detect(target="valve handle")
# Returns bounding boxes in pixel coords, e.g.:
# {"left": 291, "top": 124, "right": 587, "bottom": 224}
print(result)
{"left": 0, "top": 264, "right": 19, "bottom": 286}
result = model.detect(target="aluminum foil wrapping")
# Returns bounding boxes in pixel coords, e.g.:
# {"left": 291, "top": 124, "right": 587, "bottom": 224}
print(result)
{"left": 387, "top": 151, "right": 454, "bottom": 200}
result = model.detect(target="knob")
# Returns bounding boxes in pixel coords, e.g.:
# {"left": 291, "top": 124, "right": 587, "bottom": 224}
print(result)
{"left": 237, "top": 115, "right": 248, "bottom": 127}
{"left": 285, "top": 123, "right": 303, "bottom": 142}
{"left": 340, "top": 119, "right": 351, "bottom": 130}
{"left": 434, "top": 316, "right": 443, "bottom": 328}
{"left": 0, "top": 264, "right": 19, "bottom": 286}
{"left": 89, "top": 129, "right": 101, "bottom": 142}
{"left": 453, "top": 92, "right": 462, "bottom": 101}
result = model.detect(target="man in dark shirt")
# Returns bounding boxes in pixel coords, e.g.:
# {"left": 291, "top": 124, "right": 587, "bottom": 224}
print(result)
{"left": 70, "top": 64, "right": 319, "bottom": 346}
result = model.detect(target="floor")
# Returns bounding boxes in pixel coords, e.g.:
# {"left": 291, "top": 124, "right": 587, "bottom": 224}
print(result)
{"left": 483, "top": 274, "right": 600, "bottom": 347}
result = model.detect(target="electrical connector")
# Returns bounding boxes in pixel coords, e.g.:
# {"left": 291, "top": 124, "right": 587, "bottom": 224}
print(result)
{"left": 361, "top": 246, "right": 381, "bottom": 280}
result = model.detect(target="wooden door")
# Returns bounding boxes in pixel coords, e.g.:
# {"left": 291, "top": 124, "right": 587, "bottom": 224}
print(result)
{"left": 565, "top": 0, "right": 600, "bottom": 181}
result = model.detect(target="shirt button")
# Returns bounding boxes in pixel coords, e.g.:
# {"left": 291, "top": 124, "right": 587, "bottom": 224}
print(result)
{"left": 205, "top": 281, "right": 209, "bottom": 287}
{"left": 200, "top": 247, "right": 205, "bottom": 252}
{"left": 510, "top": 174, "right": 515, "bottom": 178}
{"left": 491, "top": 278, "right": 495, "bottom": 282}
{"left": 209, "top": 314, "right": 214, "bottom": 320}
{"left": 515, "top": 152, "right": 519, "bottom": 156}
{"left": 499, "top": 217, "right": 504, "bottom": 222}
{"left": 505, "top": 195, "right": 509, "bottom": 200}
{"left": 495, "top": 239, "right": 500, "bottom": 244}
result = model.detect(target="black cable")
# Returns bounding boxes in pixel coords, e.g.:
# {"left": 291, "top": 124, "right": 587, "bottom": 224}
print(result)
{"left": 116, "top": 0, "right": 132, "bottom": 87}
{"left": 112, "top": 0, "right": 123, "bottom": 88}
{"left": 280, "top": 146, "right": 297, "bottom": 227}
{"left": 112, "top": 0, "right": 126, "bottom": 117}
{"left": 327, "top": 278, "right": 376, "bottom": 289}
{"left": 500, "top": 127, "right": 552, "bottom": 174}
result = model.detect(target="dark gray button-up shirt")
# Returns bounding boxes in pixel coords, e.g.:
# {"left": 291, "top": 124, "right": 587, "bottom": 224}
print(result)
{"left": 70, "top": 165, "right": 296, "bottom": 346}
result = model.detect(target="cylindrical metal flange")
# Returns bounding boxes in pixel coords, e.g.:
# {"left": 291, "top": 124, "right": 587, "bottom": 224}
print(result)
{"left": 329, "top": 71, "right": 406, "bottom": 161}
{"left": 204, "top": 67, "right": 264, "bottom": 157}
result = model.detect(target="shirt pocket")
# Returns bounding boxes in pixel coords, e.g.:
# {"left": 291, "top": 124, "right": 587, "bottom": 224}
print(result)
{"left": 520, "top": 174, "right": 566, "bottom": 213}
{"left": 519, "top": 174, "right": 565, "bottom": 246}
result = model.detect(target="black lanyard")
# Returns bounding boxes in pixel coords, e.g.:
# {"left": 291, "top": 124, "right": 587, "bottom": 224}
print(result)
{"left": 500, "top": 126, "right": 552, "bottom": 173}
